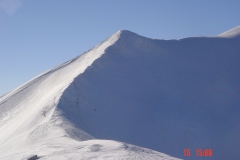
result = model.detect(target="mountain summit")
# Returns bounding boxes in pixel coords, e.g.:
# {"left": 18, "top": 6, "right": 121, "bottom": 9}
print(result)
{"left": 0, "top": 26, "right": 240, "bottom": 160}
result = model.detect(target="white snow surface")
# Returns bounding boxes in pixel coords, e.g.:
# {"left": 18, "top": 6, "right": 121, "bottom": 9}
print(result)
{"left": 218, "top": 25, "right": 240, "bottom": 38}
{"left": 0, "top": 26, "right": 240, "bottom": 160}
{"left": 0, "top": 30, "right": 181, "bottom": 160}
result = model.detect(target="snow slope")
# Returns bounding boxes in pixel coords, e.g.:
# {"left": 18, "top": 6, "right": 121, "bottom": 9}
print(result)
{"left": 0, "top": 31, "right": 181, "bottom": 160}
{"left": 0, "top": 26, "right": 240, "bottom": 160}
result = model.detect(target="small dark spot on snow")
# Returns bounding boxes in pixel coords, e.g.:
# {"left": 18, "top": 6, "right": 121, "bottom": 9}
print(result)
{"left": 90, "top": 144, "right": 102, "bottom": 152}
{"left": 42, "top": 111, "right": 46, "bottom": 117}
{"left": 123, "top": 144, "right": 129, "bottom": 149}
{"left": 27, "top": 155, "right": 40, "bottom": 160}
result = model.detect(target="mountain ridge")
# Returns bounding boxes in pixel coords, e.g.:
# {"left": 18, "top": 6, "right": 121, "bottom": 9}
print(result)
{"left": 53, "top": 26, "right": 240, "bottom": 159}
{"left": 0, "top": 26, "right": 240, "bottom": 159}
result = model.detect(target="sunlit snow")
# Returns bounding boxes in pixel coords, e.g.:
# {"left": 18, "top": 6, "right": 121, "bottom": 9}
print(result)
{"left": 0, "top": 26, "right": 240, "bottom": 159}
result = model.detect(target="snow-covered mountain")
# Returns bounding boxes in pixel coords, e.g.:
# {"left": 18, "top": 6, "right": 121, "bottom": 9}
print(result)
{"left": 0, "top": 26, "right": 240, "bottom": 160}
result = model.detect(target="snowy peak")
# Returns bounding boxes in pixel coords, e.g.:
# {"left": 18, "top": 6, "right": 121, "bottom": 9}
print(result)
{"left": 111, "top": 29, "right": 155, "bottom": 52}
{"left": 218, "top": 25, "right": 240, "bottom": 38}
{"left": 110, "top": 30, "right": 142, "bottom": 42}
{"left": 118, "top": 30, "right": 139, "bottom": 36}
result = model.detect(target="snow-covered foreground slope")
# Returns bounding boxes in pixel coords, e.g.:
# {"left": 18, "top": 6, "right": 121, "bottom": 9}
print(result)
{"left": 1, "top": 138, "right": 179, "bottom": 160}
{"left": 0, "top": 26, "right": 240, "bottom": 160}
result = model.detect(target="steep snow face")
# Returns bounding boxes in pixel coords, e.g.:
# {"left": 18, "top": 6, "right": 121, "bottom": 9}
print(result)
{"left": 0, "top": 30, "right": 120, "bottom": 144}
{"left": 58, "top": 29, "right": 240, "bottom": 159}
{"left": 218, "top": 25, "right": 240, "bottom": 38}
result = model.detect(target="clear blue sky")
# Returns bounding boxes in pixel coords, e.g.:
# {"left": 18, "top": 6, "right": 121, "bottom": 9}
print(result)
{"left": 0, "top": 0, "right": 240, "bottom": 96}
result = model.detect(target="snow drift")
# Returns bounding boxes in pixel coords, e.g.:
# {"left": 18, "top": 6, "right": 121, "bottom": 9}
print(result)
{"left": 0, "top": 26, "right": 240, "bottom": 160}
